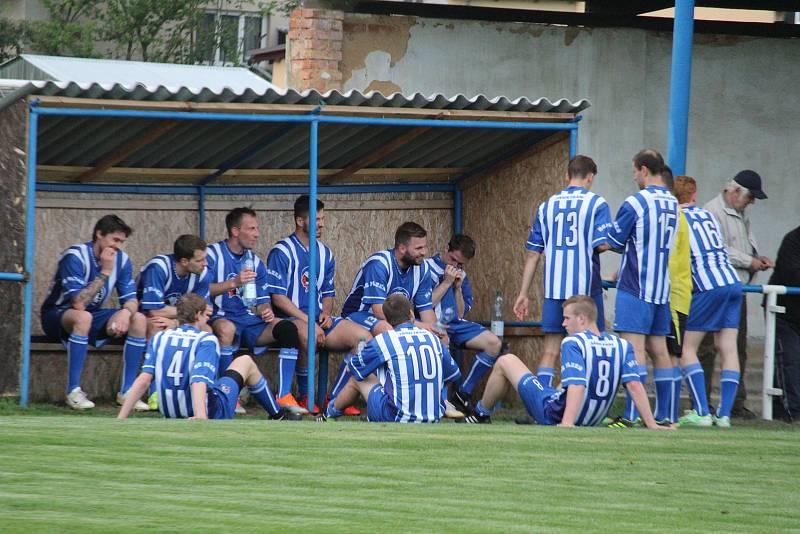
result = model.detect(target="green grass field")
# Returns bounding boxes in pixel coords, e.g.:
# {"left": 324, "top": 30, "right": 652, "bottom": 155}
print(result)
{"left": 1, "top": 401, "right": 798, "bottom": 533}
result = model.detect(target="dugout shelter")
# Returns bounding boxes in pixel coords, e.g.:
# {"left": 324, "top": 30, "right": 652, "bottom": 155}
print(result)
{"left": 0, "top": 61, "right": 588, "bottom": 407}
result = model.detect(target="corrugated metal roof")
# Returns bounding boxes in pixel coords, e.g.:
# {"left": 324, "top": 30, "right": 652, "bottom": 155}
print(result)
{"left": 0, "top": 54, "right": 275, "bottom": 93}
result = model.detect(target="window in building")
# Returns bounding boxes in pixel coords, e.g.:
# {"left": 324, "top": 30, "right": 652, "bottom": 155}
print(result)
{"left": 197, "top": 12, "right": 266, "bottom": 65}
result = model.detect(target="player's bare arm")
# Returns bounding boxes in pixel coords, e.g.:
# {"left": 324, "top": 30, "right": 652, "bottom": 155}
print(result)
{"left": 514, "top": 250, "right": 541, "bottom": 320}
{"left": 557, "top": 384, "right": 586, "bottom": 427}
{"left": 117, "top": 373, "right": 152, "bottom": 419}
{"left": 271, "top": 294, "right": 308, "bottom": 323}
{"left": 209, "top": 268, "right": 253, "bottom": 298}
{"left": 189, "top": 382, "right": 208, "bottom": 420}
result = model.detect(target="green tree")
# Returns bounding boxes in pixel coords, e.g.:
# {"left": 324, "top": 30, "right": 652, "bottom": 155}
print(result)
{"left": 0, "top": 18, "right": 24, "bottom": 63}
{"left": 23, "top": 0, "right": 100, "bottom": 57}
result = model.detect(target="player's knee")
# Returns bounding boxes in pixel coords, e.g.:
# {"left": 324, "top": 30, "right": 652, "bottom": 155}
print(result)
{"left": 486, "top": 335, "right": 503, "bottom": 356}
{"left": 272, "top": 319, "right": 300, "bottom": 349}
{"left": 72, "top": 310, "right": 92, "bottom": 333}
{"left": 213, "top": 320, "right": 236, "bottom": 343}
{"left": 373, "top": 321, "right": 392, "bottom": 335}
{"left": 130, "top": 312, "right": 147, "bottom": 333}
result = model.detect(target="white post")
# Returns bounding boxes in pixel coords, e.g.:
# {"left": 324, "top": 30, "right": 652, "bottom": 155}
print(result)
{"left": 762, "top": 286, "right": 786, "bottom": 421}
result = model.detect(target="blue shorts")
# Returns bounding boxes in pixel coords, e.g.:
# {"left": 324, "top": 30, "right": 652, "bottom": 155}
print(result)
{"left": 210, "top": 314, "right": 269, "bottom": 355}
{"left": 446, "top": 319, "right": 486, "bottom": 347}
{"left": 517, "top": 373, "right": 560, "bottom": 426}
{"left": 41, "top": 307, "right": 118, "bottom": 347}
{"left": 541, "top": 294, "right": 605, "bottom": 334}
{"left": 366, "top": 383, "right": 398, "bottom": 423}
{"left": 345, "top": 311, "right": 381, "bottom": 333}
{"left": 612, "top": 290, "right": 671, "bottom": 335}
{"left": 687, "top": 284, "right": 742, "bottom": 332}
{"left": 207, "top": 376, "right": 241, "bottom": 420}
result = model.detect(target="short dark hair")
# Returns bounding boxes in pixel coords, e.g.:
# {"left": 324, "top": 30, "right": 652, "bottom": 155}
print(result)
{"left": 447, "top": 234, "right": 475, "bottom": 259}
{"left": 176, "top": 293, "right": 208, "bottom": 324}
{"left": 567, "top": 155, "right": 597, "bottom": 179}
{"left": 394, "top": 222, "right": 427, "bottom": 248}
{"left": 382, "top": 294, "right": 412, "bottom": 327}
{"left": 225, "top": 207, "right": 257, "bottom": 236}
{"left": 562, "top": 294, "right": 597, "bottom": 323}
{"left": 662, "top": 165, "right": 674, "bottom": 192}
{"left": 633, "top": 149, "right": 665, "bottom": 176}
{"left": 92, "top": 215, "right": 132, "bottom": 241}
{"left": 174, "top": 234, "right": 207, "bottom": 261}
{"left": 294, "top": 195, "right": 325, "bottom": 220}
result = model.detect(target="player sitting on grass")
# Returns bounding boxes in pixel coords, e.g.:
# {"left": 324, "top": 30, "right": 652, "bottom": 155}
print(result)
{"left": 326, "top": 294, "right": 461, "bottom": 423}
{"left": 118, "top": 294, "right": 298, "bottom": 420}
{"left": 462, "top": 295, "right": 667, "bottom": 429}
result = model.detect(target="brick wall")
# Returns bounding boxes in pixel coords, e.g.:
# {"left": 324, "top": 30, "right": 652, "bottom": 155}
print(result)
{"left": 287, "top": 8, "right": 344, "bottom": 92}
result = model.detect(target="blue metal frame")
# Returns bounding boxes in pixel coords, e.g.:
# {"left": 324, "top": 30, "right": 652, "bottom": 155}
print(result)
{"left": 667, "top": 0, "right": 695, "bottom": 175}
{"left": 15, "top": 103, "right": 583, "bottom": 407}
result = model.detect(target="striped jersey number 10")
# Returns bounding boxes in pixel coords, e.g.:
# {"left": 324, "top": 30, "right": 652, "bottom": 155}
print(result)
{"left": 408, "top": 344, "right": 438, "bottom": 381}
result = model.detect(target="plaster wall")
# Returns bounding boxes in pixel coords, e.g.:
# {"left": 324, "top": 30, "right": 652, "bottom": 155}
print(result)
{"left": 341, "top": 15, "right": 800, "bottom": 336}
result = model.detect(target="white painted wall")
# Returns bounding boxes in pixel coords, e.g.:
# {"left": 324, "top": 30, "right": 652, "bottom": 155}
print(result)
{"left": 343, "top": 17, "right": 800, "bottom": 336}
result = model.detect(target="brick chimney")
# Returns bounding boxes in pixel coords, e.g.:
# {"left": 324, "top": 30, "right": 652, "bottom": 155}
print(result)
{"left": 287, "top": 8, "right": 344, "bottom": 92}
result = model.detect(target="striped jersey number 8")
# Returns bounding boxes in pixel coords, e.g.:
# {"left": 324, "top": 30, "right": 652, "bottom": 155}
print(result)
{"left": 408, "top": 344, "right": 437, "bottom": 381}
{"left": 554, "top": 211, "right": 578, "bottom": 247}
{"left": 167, "top": 350, "right": 184, "bottom": 386}
{"left": 658, "top": 211, "right": 677, "bottom": 251}
{"left": 691, "top": 220, "right": 724, "bottom": 250}
{"left": 595, "top": 359, "right": 611, "bottom": 397}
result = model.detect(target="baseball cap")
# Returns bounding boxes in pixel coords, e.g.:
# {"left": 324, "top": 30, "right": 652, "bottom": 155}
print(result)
{"left": 733, "top": 170, "right": 767, "bottom": 199}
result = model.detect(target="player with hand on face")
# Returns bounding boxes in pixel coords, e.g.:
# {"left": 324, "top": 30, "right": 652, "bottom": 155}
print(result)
{"left": 41, "top": 214, "right": 148, "bottom": 411}
{"left": 462, "top": 296, "right": 666, "bottom": 429}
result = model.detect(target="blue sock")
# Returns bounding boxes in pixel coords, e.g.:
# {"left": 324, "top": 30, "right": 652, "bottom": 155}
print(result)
{"left": 121, "top": 336, "right": 146, "bottom": 394}
{"left": 671, "top": 366, "right": 682, "bottom": 422}
{"left": 459, "top": 352, "right": 497, "bottom": 394}
{"left": 475, "top": 400, "right": 493, "bottom": 417}
{"left": 66, "top": 334, "right": 89, "bottom": 393}
{"left": 296, "top": 366, "right": 309, "bottom": 398}
{"left": 329, "top": 359, "right": 352, "bottom": 402}
{"left": 278, "top": 348, "right": 298, "bottom": 397}
{"left": 326, "top": 402, "right": 343, "bottom": 418}
{"left": 624, "top": 365, "right": 647, "bottom": 421}
{"left": 718, "top": 370, "right": 741, "bottom": 418}
{"left": 653, "top": 367, "right": 673, "bottom": 422}
{"left": 441, "top": 385, "right": 449, "bottom": 401}
{"left": 219, "top": 346, "right": 234, "bottom": 378}
{"left": 537, "top": 367, "right": 556, "bottom": 388}
{"left": 682, "top": 363, "right": 710, "bottom": 416}
{"left": 249, "top": 376, "right": 279, "bottom": 416}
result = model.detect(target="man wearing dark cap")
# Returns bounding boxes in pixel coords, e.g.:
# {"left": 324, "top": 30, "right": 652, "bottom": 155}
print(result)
{"left": 699, "top": 170, "right": 773, "bottom": 417}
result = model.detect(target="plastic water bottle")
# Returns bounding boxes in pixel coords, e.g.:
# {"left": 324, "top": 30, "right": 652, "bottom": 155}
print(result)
{"left": 491, "top": 290, "right": 504, "bottom": 338}
{"left": 242, "top": 249, "right": 257, "bottom": 308}
{"left": 435, "top": 307, "right": 455, "bottom": 336}
{"left": 356, "top": 336, "right": 367, "bottom": 355}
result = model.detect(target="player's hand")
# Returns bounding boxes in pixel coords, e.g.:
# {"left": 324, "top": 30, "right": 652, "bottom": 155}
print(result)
{"left": 236, "top": 268, "right": 257, "bottom": 287}
{"left": 315, "top": 323, "right": 327, "bottom": 347}
{"left": 557, "top": 422, "right": 576, "bottom": 428}
{"left": 109, "top": 309, "right": 131, "bottom": 336}
{"left": 454, "top": 268, "right": 465, "bottom": 288}
{"left": 259, "top": 305, "right": 275, "bottom": 323}
{"left": 443, "top": 264, "right": 460, "bottom": 284}
{"left": 318, "top": 312, "right": 333, "bottom": 330}
{"left": 513, "top": 295, "right": 529, "bottom": 321}
{"left": 99, "top": 246, "right": 117, "bottom": 274}
{"left": 148, "top": 316, "right": 176, "bottom": 331}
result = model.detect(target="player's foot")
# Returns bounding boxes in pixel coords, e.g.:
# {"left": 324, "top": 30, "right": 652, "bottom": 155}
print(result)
{"left": 147, "top": 391, "right": 159, "bottom": 411}
{"left": 451, "top": 389, "right": 473, "bottom": 414}
{"left": 66, "top": 387, "right": 95, "bottom": 410}
{"left": 713, "top": 415, "right": 732, "bottom": 428}
{"left": 678, "top": 410, "right": 713, "bottom": 427}
{"left": 235, "top": 401, "right": 247, "bottom": 415}
{"left": 116, "top": 391, "right": 149, "bottom": 412}
{"left": 323, "top": 395, "right": 360, "bottom": 416}
{"left": 298, "top": 394, "right": 320, "bottom": 414}
{"left": 277, "top": 393, "right": 309, "bottom": 415}
{"left": 443, "top": 399, "right": 465, "bottom": 419}
{"left": 606, "top": 416, "right": 641, "bottom": 428}
{"left": 269, "top": 408, "right": 302, "bottom": 421}
{"left": 458, "top": 412, "right": 491, "bottom": 424}
{"left": 656, "top": 418, "right": 675, "bottom": 426}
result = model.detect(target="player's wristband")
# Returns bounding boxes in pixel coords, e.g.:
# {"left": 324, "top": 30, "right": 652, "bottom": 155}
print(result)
{"left": 97, "top": 273, "right": 108, "bottom": 282}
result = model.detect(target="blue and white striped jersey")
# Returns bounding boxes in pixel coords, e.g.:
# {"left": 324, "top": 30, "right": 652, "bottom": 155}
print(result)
{"left": 141, "top": 325, "right": 220, "bottom": 419}
{"left": 526, "top": 186, "right": 611, "bottom": 299}
{"left": 608, "top": 186, "right": 679, "bottom": 304}
{"left": 425, "top": 254, "right": 473, "bottom": 321}
{"left": 342, "top": 249, "right": 434, "bottom": 316}
{"left": 682, "top": 206, "right": 739, "bottom": 292}
{"left": 266, "top": 234, "right": 335, "bottom": 318}
{"left": 548, "top": 331, "right": 638, "bottom": 426}
{"left": 41, "top": 241, "right": 137, "bottom": 313}
{"left": 206, "top": 240, "right": 270, "bottom": 319}
{"left": 348, "top": 323, "right": 461, "bottom": 423}
{"left": 137, "top": 254, "right": 211, "bottom": 310}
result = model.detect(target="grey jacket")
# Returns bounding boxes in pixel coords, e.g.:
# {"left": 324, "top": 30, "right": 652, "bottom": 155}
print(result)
{"left": 704, "top": 192, "right": 759, "bottom": 284}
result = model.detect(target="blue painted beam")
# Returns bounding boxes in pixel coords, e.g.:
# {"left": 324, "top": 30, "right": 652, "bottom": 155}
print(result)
{"left": 0, "top": 273, "right": 25, "bottom": 281}
{"left": 20, "top": 106, "right": 39, "bottom": 407}
{"left": 37, "top": 182, "right": 455, "bottom": 194}
{"left": 306, "top": 119, "right": 319, "bottom": 409}
{"left": 667, "top": 0, "right": 695, "bottom": 176}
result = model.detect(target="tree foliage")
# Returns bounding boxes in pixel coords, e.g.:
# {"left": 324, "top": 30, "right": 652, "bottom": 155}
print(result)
{"left": 0, "top": 17, "right": 24, "bottom": 63}
{"left": 23, "top": 0, "right": 100, "bottom": 57}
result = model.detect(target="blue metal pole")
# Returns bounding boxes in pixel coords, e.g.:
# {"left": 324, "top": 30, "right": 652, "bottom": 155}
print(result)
{"left": 569, "top": 128, "right": 577, "bottom": 159}
{"left": 198, "top": 186, "right": 206, "bottom": 239}
{"left": 37, "top": 182, "right": 455, "bottom": 195}
{"left": 453, "top": 186, "right": 463, "bottom": 234}
{"left": 306, "top": 118, "right": 319, "bottom": 409}
{"left": 20, "top": 105, "right": 39, "bottom": 407}
{"left": 0, "top": 273, "right": 25, "bottom": 281}
{"left": 667, "top": 0, "right": 695, "bottom": 175}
